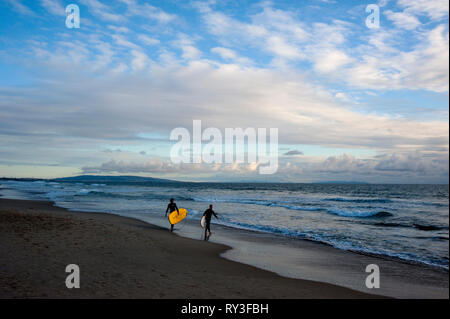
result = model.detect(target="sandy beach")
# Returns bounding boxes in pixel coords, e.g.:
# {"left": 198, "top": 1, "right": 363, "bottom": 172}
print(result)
{"left": 0, "top": 198, "right": 384, "bottom": 299}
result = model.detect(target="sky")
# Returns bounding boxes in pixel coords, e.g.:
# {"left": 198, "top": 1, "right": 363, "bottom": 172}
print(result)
{"left": 0, "top": 0, "right": 448, "bottom": 183}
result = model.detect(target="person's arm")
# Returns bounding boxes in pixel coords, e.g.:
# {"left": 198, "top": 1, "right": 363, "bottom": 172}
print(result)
{"left": 165, "top": 204, "right": 170, "bottom": 216}
{"left": 213, "top": 211, "right": 219, "bottom": 219}
{"left": 175, "top": 204, "right": 179, "bottom": 215}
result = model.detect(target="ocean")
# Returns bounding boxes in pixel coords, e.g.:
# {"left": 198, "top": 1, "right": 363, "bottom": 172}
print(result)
{"left": 0, "top": 179, "right": 448, "bottom": 269}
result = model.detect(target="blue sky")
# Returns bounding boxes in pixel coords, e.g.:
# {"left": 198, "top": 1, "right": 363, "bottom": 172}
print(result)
{"left": 0, "top": 0, "right": 448, "bottom": 183}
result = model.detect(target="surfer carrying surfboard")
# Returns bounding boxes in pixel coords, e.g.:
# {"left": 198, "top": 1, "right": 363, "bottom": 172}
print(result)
{"left": 165, "top": 198, "right": 179, "bottom": 232}
{"left": 202, "top": 204, "right": 218, "bottom": 241}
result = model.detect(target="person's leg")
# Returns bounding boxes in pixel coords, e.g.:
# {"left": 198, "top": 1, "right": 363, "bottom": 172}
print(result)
{"left": 170, "top": 223, "right": 174, "bottom": 232}
{"left": 205, "top": 223, "right": 211, "bottom": 240}
{"left": 204, "top": 223, "right": 210, "bottom": 240}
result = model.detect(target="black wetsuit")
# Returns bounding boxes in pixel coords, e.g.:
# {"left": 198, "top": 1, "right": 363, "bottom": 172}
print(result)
{"left": 166, "top": 203, "right": 178, "bottom": 217}
{"left": 202, "top": 208, "right": 218, "bottom": 232}
{"left": 166, "top": 202, "right": 179, "bottom": 232}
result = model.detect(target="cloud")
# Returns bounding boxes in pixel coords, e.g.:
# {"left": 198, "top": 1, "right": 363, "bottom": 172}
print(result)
{"left": 40, "top": 0, "right": 65, "bottom": 16}
{"left": 211, "top": 47, "right": 237, "bottom": 59}
{"left": 211, "top": 47, "right": 252, "bottom": 65}
{"left": 119, "top": 0, "right": 177, "bottom": 23}
{"left": 198, "top": 3, "right": 308, "bottom": 62}
{"left": 334, "top": 92, "right": 350, "bottom": 101}
{"left": 2, "top": 40, "right": 448, "bottom": 151}
{"left": 82, "top": 159, "right": 174, "bottom": 174}
{"left": 81, "top": 159, "right": 262, "bottom": 176}
{"left": 0, "top": 0, "right": 448, "bottom": 182}
{"left": 108, "top": 25, "right": 131, "bottom": 33}
{"left": 313, "top": 152, "right": 448, "bottom": 175}
{"left": 130, "top": 50, "right": 150, "bottom": 71}
{"left": 345, "top": 25, "right": 449, "bottom": 92}
{"left": 374, "top": 153, "right": 427, "bottom": 172}
{"left": 80, "top": 0, "right": 124, "bottom": 22}
{"left": 313, "top": 49, "right": 352, "bottom": 73}
{"left": 197, "top": 3, "right": 449, "bottom": 92}
{"left": 283, "top": 150, "right": 304, "bottom": 156}
{"left": 385, "top": 10, "right": 421, "bottom": 30}
{"left": 316, "top": 153, "right": 367, "bottom": 174}
{"left": 397, "top": 0, "right": 449, "bottom": 21}
{"left": 384, "top": 0, "right": 448, "bottom": 31}
{"left": 111, "top": 34, "right": 140, "bottom": 49}
{"left": 4, "top": 0, "right": 35, "bottom": 16}
{"left": 302, "top": 151, "right": 449, "bottom": 183}
{"left": 181, "top": 45, "right": 201, "bottom": 60}
{"left": 79, "top": 150, "right": 449, "bottom": 183}
{"left": 172, "top": 34, "right": 203, "bottom": 61}
{"left": 103, "top": 149, "right": 122, "bottom": 153}
{"left": 137, "top": 34, "right": 160, "bottom": 46}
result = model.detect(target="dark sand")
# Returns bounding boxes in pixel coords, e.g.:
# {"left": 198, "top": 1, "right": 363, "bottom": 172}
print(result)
{"left": 0, "top": 198, "right": 381, "bottom": 299}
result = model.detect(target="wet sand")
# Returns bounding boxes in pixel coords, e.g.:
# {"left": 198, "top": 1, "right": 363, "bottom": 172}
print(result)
{"left": 0, "top": 198, "right": 381, "bottom": 299}
{"left": 119, "top": 209, "right": 449, "bottom": 298}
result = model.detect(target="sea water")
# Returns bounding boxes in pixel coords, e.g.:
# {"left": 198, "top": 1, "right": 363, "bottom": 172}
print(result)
{"left": 0, "top": 179, "right": 448, "bottom": 269}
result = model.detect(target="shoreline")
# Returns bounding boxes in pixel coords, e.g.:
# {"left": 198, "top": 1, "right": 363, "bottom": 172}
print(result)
{"left": 0, "top": 198, "right": 383, "bottom": 299}
{"left": 210, "top": 219, "right": 448, "bottom": 271}
{"left": 1, "top": 182, "right": 448, "bottom": 273}
{"left": 1, "top": 182, "right": 447, "bottom": 273}
{"left": 0, "top": 196, "right": 448, "bottom": 298}
{"left": 100, "top": 207, "right": 448, "bottom": 298}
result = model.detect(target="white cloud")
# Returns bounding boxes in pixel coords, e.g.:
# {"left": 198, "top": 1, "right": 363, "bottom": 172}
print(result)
{"left": 2, "top": 39, "right": 448, "bottom": 154}
{"left": 111, "top": 62, "right": 128, "bottom": 74}
{"left": 378, "top": 0, "right": 390, "bottom": 7}
{"left": 119, "top": 0, "right": 177, "bottom": 23}
{"left": 137, "top": 34, "right": 160, "bottom": 46}
{"left": 111, "top": 34, "right": 140, "bottom": 49}
{"left": 385, "top": 10, "right": 421, "bottom": 30}
{"left": 173, "top": 34, "right": 203, "bottom": 61}
{"left": 335, "top": 92, "right": 350, "bottom": 101}
{"left": 79, "top": 150, "right": 448, "bottom": 183}
{"left": 211, "top": 47, "right": 252, "bottom": 65}
{"left": 4, "top": 0, "right": 34, "bottom": 15}
{"left": 198, "top": 3, "right": 448, "bottom": 92}
{"left": 344, "top": 25, "right": 449, "bottom": 92}
{"left": 181, "top": 45, "right": 201, "bottom": 60}
{"left": 266, "top": 36, "right": 303, "bottom": 60}
{"left": 81, "top": 159, "right": 259, "bottom": 175}
{"left": 211, "top": 47, "right": 237, "bottom": 60}
{"left": 108, "top": 25, "right": 131, "bottom": 33}
{"left": 130, "top": 50, "right": 150, "bottom": 71}
{"left": 40, "top": 0, "right": 65, "bottom": 16}
{"left": 80, "top": 0, "right": 124, "bottom": 22}
{"left": 283, "top": 150, "right": 304, "bottom": 156}
{"left": 394, "top": 25, "right": 449, "bottom": 92}
{"left": 199, "top": 4, "right": 307, "bottom": 62}
{"left": 0, "top": 0, "right": 448, "bottom": 182}
{"left": 275, "top": 151, "right": 449, "bottom": 183}
{"left": 397, "top": 0, "right": 449, "bottom": 21}
{"left": 314, "top": 49, "right": 352, "bottom": 73}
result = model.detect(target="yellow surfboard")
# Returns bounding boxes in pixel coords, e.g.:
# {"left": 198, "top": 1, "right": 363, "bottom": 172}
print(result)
{"left": 168, "top": 208, "right": 187, "bottom": 225}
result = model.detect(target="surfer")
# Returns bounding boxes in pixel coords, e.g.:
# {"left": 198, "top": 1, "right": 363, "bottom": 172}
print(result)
{"left": 202, "top": 204, "right": 218, "bottom": 241}
{"left": 165, "top": 198, "right": 179, "bottom": 232}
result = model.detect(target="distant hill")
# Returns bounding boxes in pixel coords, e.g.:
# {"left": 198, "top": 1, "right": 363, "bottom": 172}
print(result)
{"left": 51, "top": 175, "right": 180, "bottom": 184}
{"left": 2, "top": 175, "right": 371, "bottom": 185}
{"left": 0, "top": 177, "right": 42, "bottom": 182}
